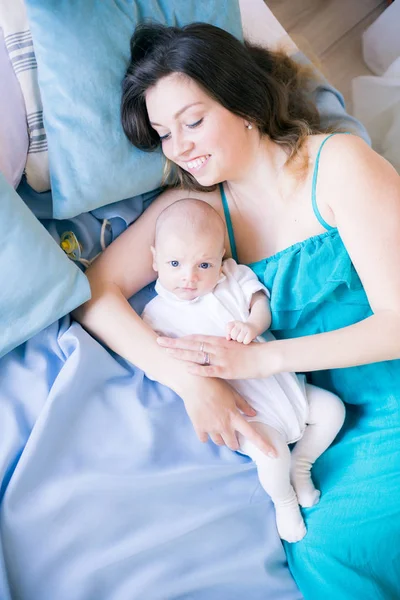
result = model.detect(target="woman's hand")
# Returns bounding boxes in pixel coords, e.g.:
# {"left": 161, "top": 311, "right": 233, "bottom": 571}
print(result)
{"left": 157, "top": 334, "right": 276, "bottom": 379}
{"left": 180, "top": 377, "right": 277, "bottom": 457}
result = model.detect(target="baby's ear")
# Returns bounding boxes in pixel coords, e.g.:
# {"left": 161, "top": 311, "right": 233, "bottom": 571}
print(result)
{"left": 220, "top": 248, "right": 226, "bottom": 272}
{"left": 150, "top": 246, "right": 158, "bottom": 272}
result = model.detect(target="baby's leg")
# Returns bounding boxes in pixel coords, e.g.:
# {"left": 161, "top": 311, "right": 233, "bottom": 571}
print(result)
{"left": 240, "top": 423, "right": 306, "bottom": 543}
{"left": 291, "top": 383, "right": 346, "bottom": 508}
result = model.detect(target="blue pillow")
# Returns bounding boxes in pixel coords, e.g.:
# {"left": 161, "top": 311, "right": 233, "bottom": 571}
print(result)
{"left": 24, "top": 0, "right": 243, "bottom": 219}
{"left": 0, "top": 172, "right": 90, "bottom": 357}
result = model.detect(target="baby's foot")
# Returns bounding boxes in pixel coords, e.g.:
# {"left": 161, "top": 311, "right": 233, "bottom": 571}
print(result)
{"left": 290, "top": 458, "right": 321, "bottom": 508}
{"left": 274, "top": 489, "right": 307, "bottom": 543}
{"left": 275, "top": 503, "right": 307, "bottom": 543}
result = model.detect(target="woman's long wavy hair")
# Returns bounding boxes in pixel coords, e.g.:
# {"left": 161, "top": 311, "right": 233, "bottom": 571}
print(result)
{"left": 121, "top": 22, "right": 328, "bottom": 191}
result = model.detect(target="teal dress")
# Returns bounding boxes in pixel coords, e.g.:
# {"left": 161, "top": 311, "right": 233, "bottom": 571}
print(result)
{"left": 220, "top": 135, "right": 400, "bottom": 600}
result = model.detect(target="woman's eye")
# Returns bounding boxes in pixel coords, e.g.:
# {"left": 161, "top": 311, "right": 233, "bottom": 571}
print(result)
{"left": 199, "top": 262, "right": 211, "bottom": 269}
{"left": 159, "top": 132, "right": 171, "bottom": 142}
{"left": 187, "top": 118, "right": 203, "bottom": 129}
{"left": 170, "top": 260, "right": 179, "bottom": 267}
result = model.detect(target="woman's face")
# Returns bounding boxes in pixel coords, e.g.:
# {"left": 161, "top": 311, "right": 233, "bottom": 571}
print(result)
{"left": 145, "top": 73, "right": 254, "bottom": 186}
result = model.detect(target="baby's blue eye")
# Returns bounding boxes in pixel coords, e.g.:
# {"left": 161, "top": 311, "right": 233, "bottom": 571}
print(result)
{"left": 199, "top": 262, "right": 211, "bottom": 269}
{"left": 170, "top": 260, "right": 179, "bottom": 267}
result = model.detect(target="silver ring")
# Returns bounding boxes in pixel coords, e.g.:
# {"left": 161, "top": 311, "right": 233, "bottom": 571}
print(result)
{"left": 200, "top": 342, "right": 204, "bottom": 353}
{"left": 203, "top": 352, "right": 210, "bottom": 366}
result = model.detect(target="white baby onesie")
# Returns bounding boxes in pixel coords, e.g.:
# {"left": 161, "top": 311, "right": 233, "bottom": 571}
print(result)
{"left": 142, "top": 258, "right": 309, "bottom": 443}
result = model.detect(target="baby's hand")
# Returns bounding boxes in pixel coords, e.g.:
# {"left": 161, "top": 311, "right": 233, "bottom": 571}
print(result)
{"left": 226, "top": 321, "right": 258, "bottom": 345}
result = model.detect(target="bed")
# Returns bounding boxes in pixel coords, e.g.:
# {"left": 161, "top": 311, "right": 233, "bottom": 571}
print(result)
{"left": 1, "top": 1, "right": 396, "bottom": 599}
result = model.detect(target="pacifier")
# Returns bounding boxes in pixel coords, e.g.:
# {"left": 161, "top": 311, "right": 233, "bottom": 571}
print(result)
{"left": 60, "top": 231, "right": 83, "bottom": 261}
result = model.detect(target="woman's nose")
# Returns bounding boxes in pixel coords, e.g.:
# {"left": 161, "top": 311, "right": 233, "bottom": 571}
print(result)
{"left": 172, "top": 132, "right": 193, "bottom": 160}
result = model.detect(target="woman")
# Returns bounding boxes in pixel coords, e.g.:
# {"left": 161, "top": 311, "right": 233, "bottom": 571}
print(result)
{"left": 75, "top": 23, "right": 400, "bottom": 599}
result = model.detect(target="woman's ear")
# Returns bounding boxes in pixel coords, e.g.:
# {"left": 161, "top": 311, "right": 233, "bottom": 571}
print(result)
{"left": 150, "top": 246, "right": 158, "bottom": 272}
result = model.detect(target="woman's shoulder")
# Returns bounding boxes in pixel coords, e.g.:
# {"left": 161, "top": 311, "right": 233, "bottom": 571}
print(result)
{"left": 308, "top": 132, "right": 369, "bottom": 163}
{"left": 310, "top": 132, "right": 399, "bottom": 220}
{"left": 309, "top": 132, "right": 398, "bottom": 193}
{"left": 308, "top": 132, "right": 390, "bottom": 174}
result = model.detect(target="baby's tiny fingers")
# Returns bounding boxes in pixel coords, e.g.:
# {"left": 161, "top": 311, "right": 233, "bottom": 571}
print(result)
{"left": 243, "top": 331, "right": 253, "bottom": 344}
{"left": 230, "top": 325, "right": 241, "bottom": 340}
{"left": 236, "top": 329, "right": 247, "bottom": 344}
{"left": 226, "top": 321, "right": 235, "bottom": 334}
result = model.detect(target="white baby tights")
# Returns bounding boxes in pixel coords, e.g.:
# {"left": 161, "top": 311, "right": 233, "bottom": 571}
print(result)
{"left": 239, "top": 383, "right": 345, "bottom": 543}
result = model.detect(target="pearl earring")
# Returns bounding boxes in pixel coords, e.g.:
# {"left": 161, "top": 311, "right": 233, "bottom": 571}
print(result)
{"left": 246, "top": 123, "right": 253, "bottom": 130}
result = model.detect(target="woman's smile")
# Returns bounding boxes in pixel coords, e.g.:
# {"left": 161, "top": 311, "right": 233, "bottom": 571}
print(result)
{"left": 185, "top": 154, "right": 211, "bottom": 172}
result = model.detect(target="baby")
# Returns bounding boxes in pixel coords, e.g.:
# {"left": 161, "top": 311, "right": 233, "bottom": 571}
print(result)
{"left": 141, "top": 198, "right": 345, "bottom": 543}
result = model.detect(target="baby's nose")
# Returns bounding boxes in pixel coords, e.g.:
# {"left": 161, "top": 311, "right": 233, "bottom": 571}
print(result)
{"left": 183, "top": 268, "right": 198, "bottom": 283}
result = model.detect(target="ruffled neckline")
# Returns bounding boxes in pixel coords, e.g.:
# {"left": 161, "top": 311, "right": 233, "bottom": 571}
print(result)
{"left": 247, "top": 229, "right": 340, "bottom": 270}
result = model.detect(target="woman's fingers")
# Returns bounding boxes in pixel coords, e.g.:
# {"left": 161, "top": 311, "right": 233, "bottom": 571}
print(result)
{"left": 196, "top": 426, "right": 239, "bottom": 450}
{"left": 157, "top": 335, "right": 221, "bottom": 350}
{"left": 159, "top": 335, "right": 222, "bottom": 365}
{"left": 210, "top": 433, "right": 225, "bottom": 446}
{"left": 166, "top": 348, "right": 207, "bottom": 364}
{"left": 186, "top": 363, "right": 218, "bottom": 377}
{"left": 234, "top": 394, "right": 257, "bottom": 417}
{"left": 194, "top": 428, "right": 208, "bottom": 443}
{"left": 235, "top": 418, "right": 277, "bottom": 458}
{"left": 222, "top": 431, "right": 240, "bottom": 451}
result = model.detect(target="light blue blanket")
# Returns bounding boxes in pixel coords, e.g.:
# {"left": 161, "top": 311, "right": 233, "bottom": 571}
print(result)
{"left": 0, "top": 312, "right": 302, "bottom": 599}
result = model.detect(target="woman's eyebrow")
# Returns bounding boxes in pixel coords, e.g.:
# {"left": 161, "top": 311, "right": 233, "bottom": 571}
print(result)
{"left": 150, "top": 102, "right": 204, "bottom": 126}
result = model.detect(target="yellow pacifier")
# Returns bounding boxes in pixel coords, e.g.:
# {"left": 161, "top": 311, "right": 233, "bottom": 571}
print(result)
{"left": 60, "top": 231, "right": 82, "bottom": 261}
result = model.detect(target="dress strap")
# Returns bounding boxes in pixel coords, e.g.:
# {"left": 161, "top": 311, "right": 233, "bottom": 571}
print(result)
{"left": 219, "top": 183, "right": 239, "bottom": 262}
{"left": 311, "top": 132, "right": 349, "bottom": 231}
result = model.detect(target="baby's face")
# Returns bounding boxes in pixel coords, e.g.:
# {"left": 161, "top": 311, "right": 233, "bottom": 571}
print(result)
{"left": 152, "top": 231, "right": 224, "bottom": 301}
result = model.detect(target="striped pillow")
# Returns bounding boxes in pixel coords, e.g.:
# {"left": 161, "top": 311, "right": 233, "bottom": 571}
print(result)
{"left": 0, "top": 0, "right": 50, "bottom": 192}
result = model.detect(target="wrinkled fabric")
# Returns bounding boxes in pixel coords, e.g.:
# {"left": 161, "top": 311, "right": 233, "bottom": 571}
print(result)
{"left": 250, "top": 229, "right": 400, "bottom": 600}
{"left": 0, "top": 314, "right": 302, "bottom": 600}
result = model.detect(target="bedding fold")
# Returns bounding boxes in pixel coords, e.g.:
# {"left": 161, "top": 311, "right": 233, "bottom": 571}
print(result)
{"left": 0, "top": 317, "right": 302, "bottom": 600}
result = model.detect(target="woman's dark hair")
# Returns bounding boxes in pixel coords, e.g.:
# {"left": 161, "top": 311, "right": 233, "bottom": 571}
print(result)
{"left": 121, "top": 22, "right": 327, "bottom": 190}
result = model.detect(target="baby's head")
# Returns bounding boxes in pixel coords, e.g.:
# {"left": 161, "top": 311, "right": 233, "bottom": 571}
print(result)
{"left": 152, "top": 198, "right": 225, "bottom": 301}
